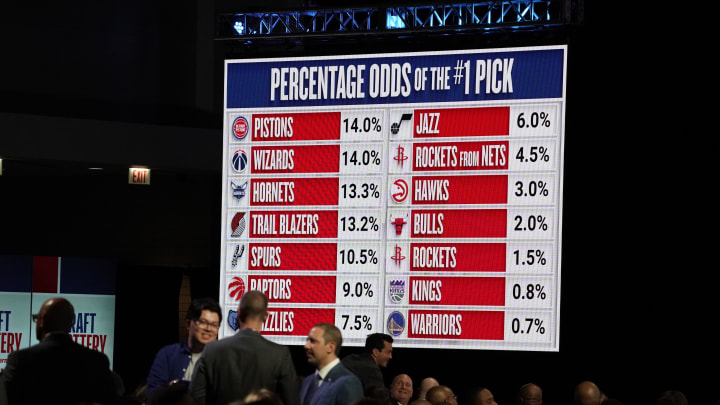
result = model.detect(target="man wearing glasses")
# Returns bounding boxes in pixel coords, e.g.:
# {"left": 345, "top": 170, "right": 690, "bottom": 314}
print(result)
{"left": 146, "top": 297, "right": 222, "bottom": 396}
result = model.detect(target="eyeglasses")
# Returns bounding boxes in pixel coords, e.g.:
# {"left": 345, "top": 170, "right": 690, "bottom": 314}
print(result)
{"left": 194, "top": 318, "right": 220, "bottom": 330}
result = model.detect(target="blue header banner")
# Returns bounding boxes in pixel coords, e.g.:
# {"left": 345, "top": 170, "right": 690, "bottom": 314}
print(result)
{"left": 226, "top": 46, "right": 565, "bottom": 109}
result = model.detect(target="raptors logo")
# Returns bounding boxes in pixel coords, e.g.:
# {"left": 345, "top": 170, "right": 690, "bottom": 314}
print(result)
{"left": 228, "top": 276, "right": 246, "bottom": 301}
{"left": 391, "top": 179, "right": 408, "bottom": 203}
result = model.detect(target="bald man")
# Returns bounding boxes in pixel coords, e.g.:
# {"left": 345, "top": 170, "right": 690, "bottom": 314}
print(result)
{"left": 417, "top": 377, "right": 440, "bottom": 400}
{"left": 574, "top": 381, "right": 602, "bottom": 405}
{"left": 390, "top": 374, "right": 414, "bottom": 405}
{"left": 1, "top": 297, "right": 116, "bottom": 405}
{"left": 426, "top": 385, "right": 457, "bottom": 405}
{"left": 517, "top": 383, "right": 542, "bottom": 405}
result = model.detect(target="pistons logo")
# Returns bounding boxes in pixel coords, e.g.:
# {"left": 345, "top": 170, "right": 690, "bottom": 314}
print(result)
{"left": 232, "top": 116, "right": 249, "bottom": 140}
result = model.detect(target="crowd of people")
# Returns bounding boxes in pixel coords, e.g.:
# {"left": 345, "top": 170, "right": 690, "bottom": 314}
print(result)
{"left": 0, "top": 293, "right": 693, "bottom": 405}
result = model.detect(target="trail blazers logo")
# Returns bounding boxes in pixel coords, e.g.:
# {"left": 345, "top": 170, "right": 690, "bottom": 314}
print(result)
{"left": 231, "top": 212, "right": 247, "bottom": 237}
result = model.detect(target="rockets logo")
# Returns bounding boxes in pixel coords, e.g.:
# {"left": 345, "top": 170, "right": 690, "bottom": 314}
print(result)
{"left": 232, "top": 149, "right": 248, "bottom": 172}
{"left": 231, "top": 181, "right": 248, "bottom": 200}
{"left": 228, "top": 277, "right": 245, "bottom": 301}
{"left": 394, "top": 145, "right": 408, "bottom": 167}
{"left": 391, "top": 179, "right": 408, "bottom": 203}
{"left": 228, "top": 310, "right": 239, "bottom": 331}
{"left": 231, "top": 245, "right": 244, "bottom": 268}
{"left": 231, "top": 212, "right": 246, "bottom": 237}
{"left": 232, "top": 116, "right": 250, "bottom": 140}
{"left": 390, "top": 245, "right": 405, "bottom": 266}
{"left": 389, "top": 280, "right": 405, "bottom": 304}
{"left": 391, "top": 113, "right": 413, "bottom": 135}
{"left": 387, "top": 311, "right": 405, "bottom": 337}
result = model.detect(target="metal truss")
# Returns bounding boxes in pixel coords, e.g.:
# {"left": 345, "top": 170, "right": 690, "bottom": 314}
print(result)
{"left": 216, "top": 1, "right": 580, "bottom": 39}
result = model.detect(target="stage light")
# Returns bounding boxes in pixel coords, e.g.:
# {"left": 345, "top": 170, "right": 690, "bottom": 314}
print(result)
{"left": 234, "top": 20, "right": 245, "bottom": 35}
{"left": 386, "top": 11, "right": 406, "bottom": 29}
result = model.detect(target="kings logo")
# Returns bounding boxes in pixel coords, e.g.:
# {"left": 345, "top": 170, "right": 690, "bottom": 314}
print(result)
{"left": 389, "top": 280, "right": 405, "bottom": 304}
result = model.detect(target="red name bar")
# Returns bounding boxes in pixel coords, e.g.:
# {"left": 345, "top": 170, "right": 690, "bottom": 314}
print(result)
{"left": 409, "top": 243, "right": 506, "bottom": 272}
{"left": 251, "top": 177, "right": 339, "bottom": 206}
{"left": 248, "top": 243, "right": 337, "bottom": 271}
{"left": 261, "top": 307, "right": 335, "bottom": 336}
{"left": 250, "top": 210, "right": 338, "bottom": 238}
{"left": 411, "top": 175, "right": 507, "bottom": 205}
{"left": 407, "top": 310, "right": 504, "bottom": 340}
{"left": 248, "top": 275, "right": 336, "bottom": 304}
{"left": 413, "top": 107, "right": 509, "bottom": 138}
{"left": 412, "top": 141, "right": 509, "bottom": 171}
{"left": 251, "top": 145, "right": 340, "bottom": 174}
{"left": 252, "top": 112, "right": 340, "bottom": 141}
{"left": 411, "top": 209, "right": 507, "bottom": 238}
{"left": 408, "top": 276, "right": 505, "bottom": 306}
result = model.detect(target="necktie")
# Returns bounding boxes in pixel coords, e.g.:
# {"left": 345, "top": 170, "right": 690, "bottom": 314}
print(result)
{"left": 304, "top": 373, "right": 322, "bottom": 405}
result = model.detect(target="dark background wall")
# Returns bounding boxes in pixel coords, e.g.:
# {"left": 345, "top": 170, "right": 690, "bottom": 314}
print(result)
{"left": 1, "top": 1, "right": 711, "bottom": 404}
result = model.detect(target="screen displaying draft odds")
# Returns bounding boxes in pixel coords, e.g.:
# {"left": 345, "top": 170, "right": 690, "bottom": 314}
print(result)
{"left": 219, "top": 45, "right": 566, "bottom": 351}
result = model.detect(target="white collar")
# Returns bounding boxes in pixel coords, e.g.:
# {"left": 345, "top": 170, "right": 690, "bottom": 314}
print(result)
{"left": 317, "top": 357, "right": 340, "bottom": 381}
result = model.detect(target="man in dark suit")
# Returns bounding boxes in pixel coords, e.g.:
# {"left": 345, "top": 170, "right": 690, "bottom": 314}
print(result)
{"left": 301, "top": 323, "right": 363, "bottom": 405}
{"left": 189, "top": 290, "right": 299, "bottom": 405}
{"left": 341, "top": 333, "right": 393, "bottom": 389}
{"left": 1, "top": 297, "right": 116, "bottom": 405}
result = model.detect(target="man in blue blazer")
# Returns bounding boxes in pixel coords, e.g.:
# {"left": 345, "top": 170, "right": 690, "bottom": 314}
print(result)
{"left": 301, "top": 323, "right": 363, "bottom": 405}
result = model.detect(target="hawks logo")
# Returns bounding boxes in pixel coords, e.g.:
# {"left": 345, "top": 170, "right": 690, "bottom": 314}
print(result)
{"left": 389, "top": 280, "right": 405, "bottom": 304}
{"left": 232, "top": 116, "right": 249, "bottom": 140}
{"left": 228, "top": 276, "right": 245, "bottom": 301}
{"left": 391, "top": 179, "right": 408, "bottom": 203}
{"left": 231, "top": 212, "right": 246, "bottom": 237}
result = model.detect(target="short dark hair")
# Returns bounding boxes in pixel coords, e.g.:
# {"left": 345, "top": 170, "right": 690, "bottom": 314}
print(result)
{"left": 186, "top": 297, "right": 222, "bottom": 323}
{"left": 316, "top": 323, "right": 343, "bottom": 355}
{"left": 239, "top": 290, "right": 268, "bottom": 323}
{"left": 365, "top": 333, "right": 393, "bottom": 353}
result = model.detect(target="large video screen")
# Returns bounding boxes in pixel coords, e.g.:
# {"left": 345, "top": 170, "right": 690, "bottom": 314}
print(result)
{"left": 219, "top": 46, "right": 566, "bottom": 351}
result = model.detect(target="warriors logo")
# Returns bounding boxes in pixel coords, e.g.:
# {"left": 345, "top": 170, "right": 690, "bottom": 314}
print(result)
{"left": 387, "top": 311, "right": 405, "bottom": 337}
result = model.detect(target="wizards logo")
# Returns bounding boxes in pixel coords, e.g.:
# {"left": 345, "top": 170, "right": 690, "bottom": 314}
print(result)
{"left": 232, "top": 149, "right": 248, "bottom": 172}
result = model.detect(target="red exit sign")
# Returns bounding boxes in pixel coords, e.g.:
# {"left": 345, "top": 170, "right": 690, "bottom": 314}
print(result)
{"left": 129, "top": 168, "right": 151, "bottom": 185}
